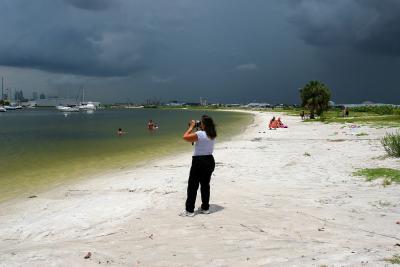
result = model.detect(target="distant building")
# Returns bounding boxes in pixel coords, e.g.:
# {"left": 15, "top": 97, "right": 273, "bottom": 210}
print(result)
{"left": 32, "top": 92, "right": 38, "bottom": 100}
{"left": 334, "top": 102, "right": 397, "bottom": 109}
{"left": 39, "top": 93, "right": 46, "bottom": 99}
{"left": 200, "top": 97, "right": 207, "bottom": 106}
{"left": 185, "top": 102, "right": 201, "bottom": 106}
{"left": 166, "top": 101, "right": 186, "bottom": 107}
{"left": 14, "top": 90, "right": 27, "bottom": 102}
{"left": 244, "top": 103, "right": 271, "bottom": 108}
{"left": 36, "top": 97, "right": 77, "bottom": 107}
{"left": 225, "top": 104, "right": 241, "bottom": 107}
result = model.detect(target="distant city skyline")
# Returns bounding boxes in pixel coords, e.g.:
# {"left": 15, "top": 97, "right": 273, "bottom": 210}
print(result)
{"left": 3, "top": 85, "right": 397, "bottom": 106}
{"left": 0, "top": 0, "right": 399, "bottom": 104}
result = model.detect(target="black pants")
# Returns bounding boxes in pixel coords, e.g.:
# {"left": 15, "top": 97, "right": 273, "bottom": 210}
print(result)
{"left": 185, "top": 155, "right": 215, "bottom": 213}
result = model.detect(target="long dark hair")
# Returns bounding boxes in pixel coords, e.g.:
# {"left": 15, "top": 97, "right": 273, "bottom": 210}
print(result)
{"left": 201, "top": 115, "right": 217, "bottom": 139}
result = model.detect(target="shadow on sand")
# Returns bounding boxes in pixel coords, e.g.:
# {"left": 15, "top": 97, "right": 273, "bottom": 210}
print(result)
{"left": 192, "top": 205, "right": 224, "bottom": 215}
{"left": 208, "top": 204, "right": 224, "bottom": 214}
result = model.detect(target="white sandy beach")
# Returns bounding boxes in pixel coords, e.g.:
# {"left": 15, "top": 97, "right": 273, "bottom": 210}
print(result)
{"left": 0, "top": 111, "right": 399, "bottom": 267}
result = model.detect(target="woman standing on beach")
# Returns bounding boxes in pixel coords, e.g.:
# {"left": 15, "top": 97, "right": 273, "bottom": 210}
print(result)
{"left": 180, "top": 115, "right": 217, "bottom": 217}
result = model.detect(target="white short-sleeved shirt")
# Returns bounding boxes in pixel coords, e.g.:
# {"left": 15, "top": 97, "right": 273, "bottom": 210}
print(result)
{"left": 193, "top": 130, "right": 215, "bottom": 156}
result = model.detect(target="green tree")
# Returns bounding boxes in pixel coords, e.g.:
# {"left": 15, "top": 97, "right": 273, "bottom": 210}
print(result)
{"left": 0, "top": 99, "right": 10, "bottom": 105}
{"left": 299, "top": 81, "right": 331, "bottom": 119}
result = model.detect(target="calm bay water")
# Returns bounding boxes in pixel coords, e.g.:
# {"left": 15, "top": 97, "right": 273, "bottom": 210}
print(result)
{"left": 0, "top": 108, "right": 252, "bottom": 202}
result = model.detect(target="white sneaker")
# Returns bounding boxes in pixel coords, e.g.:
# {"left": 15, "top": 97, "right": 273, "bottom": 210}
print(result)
{"left": 179, "top": 210, "right": 195, "bottom": 217}
{"left": 198, "top": 208, "right": 210, "bottom": 214}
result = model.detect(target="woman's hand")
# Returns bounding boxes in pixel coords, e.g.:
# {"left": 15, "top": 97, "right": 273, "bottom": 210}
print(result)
{"left": 189, "top": 120, "right": 196, "bottom": 129}
{"left": 183, "top": 120, "right": 199, "bottom": 143}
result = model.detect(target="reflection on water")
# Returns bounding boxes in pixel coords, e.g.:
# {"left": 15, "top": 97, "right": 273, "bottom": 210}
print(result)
{"left": 0, "top": 108, "right": 252, "bottom": 201}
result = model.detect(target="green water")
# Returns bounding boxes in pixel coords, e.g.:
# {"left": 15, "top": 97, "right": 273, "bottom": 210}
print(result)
{"left": 0, "top": 108, "right": 252, "bottom": 202}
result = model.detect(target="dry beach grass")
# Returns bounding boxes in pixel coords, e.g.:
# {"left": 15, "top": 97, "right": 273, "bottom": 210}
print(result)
{"left": 0, "top": 111, "right": 399, "bottom": 266}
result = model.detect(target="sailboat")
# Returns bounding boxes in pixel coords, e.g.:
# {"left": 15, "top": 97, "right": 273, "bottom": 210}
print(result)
{"left": 78, "top": 101, "right": 96, "bottom": 111}
{"left": 4, "top": 104, "right": 22, "bottom": 110}
{"left": 77, "top": 88, "right": 96, "bottom": 111}
{"left": 56, "top": 105, "right": 79, "bottom": 112}
{"left": 55, "top": 87, "right": 95, "bottom": 112}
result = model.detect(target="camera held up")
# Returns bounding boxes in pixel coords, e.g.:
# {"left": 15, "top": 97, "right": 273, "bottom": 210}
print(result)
{"left": 188, "top": 120, "right": 201, "bottom": 131}
{"left": 188, "top": 120, "right": 201, "bottom": 145}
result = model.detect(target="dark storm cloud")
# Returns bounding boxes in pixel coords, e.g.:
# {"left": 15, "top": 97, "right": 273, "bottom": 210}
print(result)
{"left": 0, "top": 28, "right": 150, "bottom": 77}
{"left": 64, "top": 0, "right": 114, "bottom": 10}
{"left": 1, "top": 0, "right": 399, "bottom": 104}
{"left": 289, "top": 0, "right": 400, "bottom": 57}
{"left": 0, "top": 0, "right": 189, "bottom": 77}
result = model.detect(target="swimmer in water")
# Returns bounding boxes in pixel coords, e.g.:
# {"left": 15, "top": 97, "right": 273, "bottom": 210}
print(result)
{"left": 117, "top": 128, "right": 127, "bottom": 136}
{"left": 148, "top": 119, "right": 155, "bottom": 131}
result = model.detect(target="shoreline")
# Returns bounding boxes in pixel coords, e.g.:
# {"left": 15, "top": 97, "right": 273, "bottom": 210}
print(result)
{"left": 0, "top": 109, "right": 253, "bottom": 204}
{"left": 1, "top": 111, "right": 399, "bottom": 266}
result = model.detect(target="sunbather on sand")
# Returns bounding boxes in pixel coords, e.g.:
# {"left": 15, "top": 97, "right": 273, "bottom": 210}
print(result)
{"left": 277, "top": 117, "right": 288, "bottom": 128}
{"left": 269, "top": 117, "right": 278, "bottom": 130}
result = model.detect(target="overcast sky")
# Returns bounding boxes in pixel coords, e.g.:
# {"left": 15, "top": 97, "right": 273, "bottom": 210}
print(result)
{"left": 0, "top": 0, "right": 399, "bottom": 104}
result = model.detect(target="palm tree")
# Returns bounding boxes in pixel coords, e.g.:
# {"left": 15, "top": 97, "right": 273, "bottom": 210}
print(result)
{"left": 299, "top": 81, "right": 331, "bottom": 119}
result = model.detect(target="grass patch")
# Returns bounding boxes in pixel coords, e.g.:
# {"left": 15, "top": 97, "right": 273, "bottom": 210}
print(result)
{"left": 306, "top": 114, "right": 400, "bottom": 127}
{"left": 384, "top": 254, "right": 400, "bottom": 264}
{"left": 299, "top": 109, "right": 400, "bottom": 127}
{"left": 381, "top": 131, "right": 400, "bottom": 157}
{"left": 353, "top": 168, "right": 400, "bottom": 186}
{"left": 350, "top": 105, "right": 400, "bottom": 115}
{"left": 356, "top": 132, "right": 368, "bottom": 136}
{"left": 269, "top": 107, "right": 400, "bottom": 127}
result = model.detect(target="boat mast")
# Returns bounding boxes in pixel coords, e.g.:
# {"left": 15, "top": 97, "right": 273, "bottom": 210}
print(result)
{"left": 1, "top": 77, "right": 3, "bottom": 101}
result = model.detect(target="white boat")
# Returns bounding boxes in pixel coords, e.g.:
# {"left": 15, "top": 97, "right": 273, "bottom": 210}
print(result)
{"left": 77, "top": 88, "right": 96, "bottom": 111}
{"left": 126, "top": 105, "right": 144, "bottom": 109}
{"left": 55, "top": 88, "right": 97, "bottom": 112}
{"left": 78, "top": 101, "right": 96, "bottom": 111}
{"left": 56, "top": 105, "right": 79, "bottom": 112}
{"left": 0, "top": 106, "right": 6, "bottom": 112}
{"left": 4, "top": 105, "right": 17, "bottom": 110}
